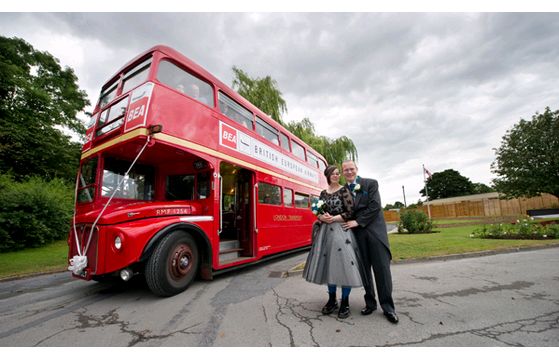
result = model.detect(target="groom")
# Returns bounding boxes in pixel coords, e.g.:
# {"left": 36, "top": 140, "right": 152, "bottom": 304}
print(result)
{"left": 341, "top": 160, "right": 398, "bottom": 324}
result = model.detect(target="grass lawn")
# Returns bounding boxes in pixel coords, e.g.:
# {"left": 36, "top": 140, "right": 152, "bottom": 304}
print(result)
{"left": 390, "top": 225, "right": 559, "bottom": 261}
{"left": 0, "top": 240, "right": 68, "bottom": 280}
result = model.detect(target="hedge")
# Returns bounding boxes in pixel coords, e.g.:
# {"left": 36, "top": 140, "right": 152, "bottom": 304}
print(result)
{"left": 0, "top": 175, "right": 73, "bottom": 252}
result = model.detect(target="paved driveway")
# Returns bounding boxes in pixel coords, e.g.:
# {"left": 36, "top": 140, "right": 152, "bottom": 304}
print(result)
{"left": 1, "top": 247, "right": 558, "bottom": 346}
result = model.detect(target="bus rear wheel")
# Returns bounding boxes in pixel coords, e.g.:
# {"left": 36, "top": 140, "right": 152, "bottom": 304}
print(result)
{"left": 145, "top": 231, "right": 199, "bottom": 297}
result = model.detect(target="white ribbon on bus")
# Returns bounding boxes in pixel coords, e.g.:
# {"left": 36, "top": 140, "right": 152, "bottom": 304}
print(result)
{"left": 68, "top": 135, "right": 152, "bottom": 275}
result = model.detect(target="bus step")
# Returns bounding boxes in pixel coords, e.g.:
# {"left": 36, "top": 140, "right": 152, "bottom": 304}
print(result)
{"left": 219, "top": 240, "right": 240, "bottom": 252}
{"left": 220, "top": 256, "right": 253, "bottom": 265}
{"left": 219, "top": 250, "right": 241, "bottom": 262}
{"left": 219, "top": 240, "right": 243, "bottom": 262}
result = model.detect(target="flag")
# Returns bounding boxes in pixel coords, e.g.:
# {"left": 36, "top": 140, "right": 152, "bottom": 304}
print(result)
{"left": 423, "top": 165, "right": 432, "bottom": 180}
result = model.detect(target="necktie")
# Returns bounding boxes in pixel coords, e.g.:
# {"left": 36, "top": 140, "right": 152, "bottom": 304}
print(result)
{"left": 349, "top": 183, "right": 356, "bottom": 192}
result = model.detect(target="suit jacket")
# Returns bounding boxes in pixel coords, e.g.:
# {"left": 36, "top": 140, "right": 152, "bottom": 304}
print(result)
{"left": 350, "top": 177, "right": 392, "bottom": 259}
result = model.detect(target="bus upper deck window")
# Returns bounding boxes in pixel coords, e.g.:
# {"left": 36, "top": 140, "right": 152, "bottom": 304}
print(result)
{"left": 99, "top": 83, "right": 117, "bottom": 109}
{"left": 122, "top": 57, "right": 152, "bottom": 94}
{"left": 256, "top": 116, "right": 279, "bottom": 145}
{"left": 280, "top": 133, "right": 290, "bottom": 152}
{"left": 292, "top": 141, "right": 306, "bottom": 161}
{"left": 218, "top": 92, "right": 253, "bottom": 129}
{"left": 157, "top": 60, "right": 214, "bottom": 107}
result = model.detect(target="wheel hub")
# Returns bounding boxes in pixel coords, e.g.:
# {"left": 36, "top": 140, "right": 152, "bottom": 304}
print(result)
{"left": 170, "top": 244, "right": 192, "bottom": 279}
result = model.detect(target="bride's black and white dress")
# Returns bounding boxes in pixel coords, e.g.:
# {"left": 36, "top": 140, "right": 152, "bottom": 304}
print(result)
{"left": 303, "top": 187, "right": 367, "bottom": 288}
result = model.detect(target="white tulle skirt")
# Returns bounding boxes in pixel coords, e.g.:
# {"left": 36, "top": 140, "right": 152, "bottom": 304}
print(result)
{"left": 303, "top": 221, "right": 365, "bottom": 288}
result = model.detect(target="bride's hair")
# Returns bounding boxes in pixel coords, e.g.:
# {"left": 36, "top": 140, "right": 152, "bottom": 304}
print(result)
{"left": 324, "top": 165, "right": 338, "bottom": 184}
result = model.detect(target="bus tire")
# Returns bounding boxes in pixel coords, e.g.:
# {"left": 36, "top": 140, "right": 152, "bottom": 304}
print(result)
{"left": 145, "top": 230, "right": 199, "bottom": 297}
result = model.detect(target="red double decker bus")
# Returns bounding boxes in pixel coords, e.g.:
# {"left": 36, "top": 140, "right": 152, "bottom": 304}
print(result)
{"left": 68, "top": 45, "right": 328, "bottom": 296}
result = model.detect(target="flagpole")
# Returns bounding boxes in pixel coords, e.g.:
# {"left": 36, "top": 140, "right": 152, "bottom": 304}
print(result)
{"left": 422, "top": 164, "right": 432, "bottom": 220}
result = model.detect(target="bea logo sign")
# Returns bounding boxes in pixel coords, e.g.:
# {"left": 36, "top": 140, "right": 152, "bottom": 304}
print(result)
{"left": 125, "top": 96, "right": 148, "bottom": 131}
{"left": 127, "top": 104, "right": 145, "bottom": 123}
{"left": 221, "top": 123, "right": 237, "bottom": 149}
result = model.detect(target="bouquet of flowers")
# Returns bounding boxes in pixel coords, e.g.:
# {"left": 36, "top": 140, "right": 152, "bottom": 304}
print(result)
{"left": 311, "top": 198, "right": 326, "bottom": 216}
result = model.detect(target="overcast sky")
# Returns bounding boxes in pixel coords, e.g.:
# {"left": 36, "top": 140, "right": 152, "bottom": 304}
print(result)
{"left": 1, "top": 11, "right": 558, "bottom": 206}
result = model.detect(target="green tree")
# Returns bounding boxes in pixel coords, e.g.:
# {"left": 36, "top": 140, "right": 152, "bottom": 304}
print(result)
{"left": 232, "top": 66, "right": 287, "bottom": 125}
{"left": 383, "top": 201, "right": 404, "bottom": 211}
{"left": 491, "top": 107, "right": 559, "bottom": 199}
{"left": 420, "top": 169, "right": 475, "bottom": 200}
{"left": 472, "top": 182, "right": 494, "bottom": 194}
{"left": 285, "top": 118, "right": 357, "bottom": 166}
{"left": 231, "top": 67, "right": 358, "bottom": 166}
{"left": 0, "top": 36, "right": 89, "bottom": 182}
{"left": 407, "top": 199, "right": 423, "bottom": 209}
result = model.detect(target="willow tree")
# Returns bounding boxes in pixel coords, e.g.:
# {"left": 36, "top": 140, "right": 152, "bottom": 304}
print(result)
{"left": 231, "top": 68, "right": 358, "bottom": 166}
{"left": 285, "top": 118, "right": 357, "bottom": 167}
{"left": 232, "top": 66, "right": 287, "bottom": 126}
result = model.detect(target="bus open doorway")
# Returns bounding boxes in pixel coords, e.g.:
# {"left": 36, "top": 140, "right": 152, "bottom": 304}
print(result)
{"left": 219, "top": 162, "right": 254, "bottom": 264}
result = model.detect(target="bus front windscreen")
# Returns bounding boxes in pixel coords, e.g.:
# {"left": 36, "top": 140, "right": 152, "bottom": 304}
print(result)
{"left": 102, "top": 157, "right": 155, "bottom": 201}
{"left": 77, "top": 157, "right": 98, "bottom": 203}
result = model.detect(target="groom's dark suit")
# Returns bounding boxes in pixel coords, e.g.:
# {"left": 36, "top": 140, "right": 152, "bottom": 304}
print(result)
{"left": 349, "top": 177, "right": 395, "bottom": 314}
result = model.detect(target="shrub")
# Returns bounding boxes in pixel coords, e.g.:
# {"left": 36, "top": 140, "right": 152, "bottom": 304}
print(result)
{"left": 471, "top": 217, "right": 558, "bottom": 239}
{"left": 546, "top": 224, "right": 559, "bottom": 239}
{"left": 0, "top": 175, "right": 73, "bottom": 252}
{"left": 398, "top": 210, "right": 434, "bottom": 234}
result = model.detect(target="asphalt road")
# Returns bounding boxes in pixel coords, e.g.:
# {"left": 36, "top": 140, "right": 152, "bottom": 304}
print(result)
{"left": 1, "top": 247, "right": 558, "bottom": 346}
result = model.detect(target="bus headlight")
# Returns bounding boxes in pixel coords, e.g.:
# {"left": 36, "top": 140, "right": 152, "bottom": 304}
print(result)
{"left": 120, "top": 268, "right": 133, "bottom": 281}
{"left": 114, "top": 236, "right": 123, "bottom": 250}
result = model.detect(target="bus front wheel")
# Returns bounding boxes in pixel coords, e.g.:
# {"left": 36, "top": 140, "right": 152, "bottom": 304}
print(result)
{"left": 145, "top": 230, "right": 199, "bottom": 297}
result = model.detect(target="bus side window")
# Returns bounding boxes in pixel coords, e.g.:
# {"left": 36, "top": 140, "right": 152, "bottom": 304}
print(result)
{"left": 157, "top": 60, "right": 214, "bottom": 107}
{"left": 258, "top": 182, "right": 281, "bottom": 205}
{"left": 283, "top": 188, "right": 293, "bottom": 207}
{"left": 166, "top": 174, "right": 195, "bottom": 200}
{"left": 218, "top": 91, "right": 253, "bottom": 130}
{"left": 280, "top": 132, "right": 290, "bottom": 152}
{"left": 307, "top": 151, "right": 319, "bottom": 168}
{"left": 256, "top": 116, "right": 279, "bottom": 145}
{"left": 291, "top": 141, "right": 306, "bottom": 161}
{"left": 294, "top": 193, "right": 309, "bottom": 208}
{"left": 197, "top": 172, "right": 210, "bottom": 199}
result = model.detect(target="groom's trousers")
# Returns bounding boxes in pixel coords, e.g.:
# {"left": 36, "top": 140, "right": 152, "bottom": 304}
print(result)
{"left": 354, "top": 227, "right": 395, "bottom": 314}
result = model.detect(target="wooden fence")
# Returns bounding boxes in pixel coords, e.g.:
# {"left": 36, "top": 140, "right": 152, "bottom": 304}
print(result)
{"left": 383, "top": 193, "right": 559, "bottom": 222}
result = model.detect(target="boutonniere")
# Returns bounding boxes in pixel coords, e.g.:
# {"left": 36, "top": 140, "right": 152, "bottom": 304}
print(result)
{"left": 353, "top": 177, "right": 367, "bottom": 195}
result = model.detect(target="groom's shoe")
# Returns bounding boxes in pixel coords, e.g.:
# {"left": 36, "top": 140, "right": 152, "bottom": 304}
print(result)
{"left": 384, "top": 312, "right": 399, "bottom": 324}
{"left": 360, "top": 306, "right": 377, "bottom": 315}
